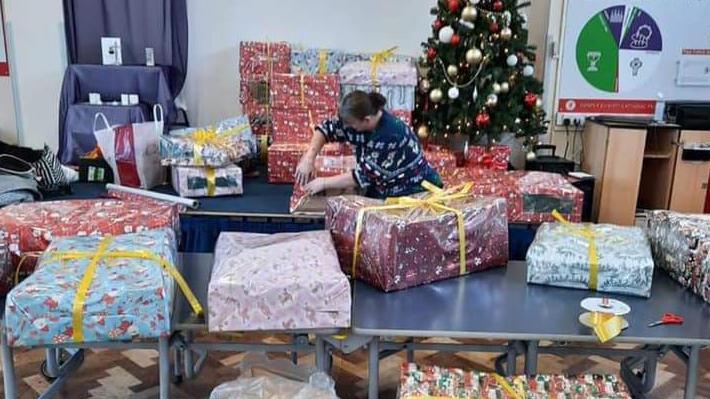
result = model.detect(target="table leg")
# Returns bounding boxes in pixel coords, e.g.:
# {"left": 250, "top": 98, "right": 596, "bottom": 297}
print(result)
{"left": 158, "top": 336, "right": 170, "bottom": 399}
{"left": 1, "top": 328, "right": 17, "bottom": 399}
{"left": 315, "top": 336, "right": 327, "bottom": 371}
{"left": 684, "top": 345, "right": 701, "bottom": 399}
{"left": 406, "top": 338, "right": 415, "bottom": 364}
{"left": 506, "top": 342, "right": 517, "bottom": 376}
{"left": 368, "top": 337, "right": 380, "bottom": 399}
{"left": 184, "top": 331, "right": 195, "bottom": 379}
{"left": 525, "top": 341, "right": 538, "bottom": 375}
{"left": 45, "top": 348, "right": 60, "bottom": 378}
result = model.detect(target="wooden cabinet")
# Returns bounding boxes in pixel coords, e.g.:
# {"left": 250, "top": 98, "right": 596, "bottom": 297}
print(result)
{"left": 582, "top": 120, "right": 710, "bottom": 225}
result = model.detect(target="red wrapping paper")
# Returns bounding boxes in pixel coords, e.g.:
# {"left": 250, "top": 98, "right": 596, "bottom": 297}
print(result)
{"left": 391, "top": 110, "right": 412, "bottom": 126}
{"left": 239, "top": 41, "right": 290, "bottom": 77}
{"left": 272, "top": 108, "right": 337, "bottom": 144}
{"left": 424, "top": 145, "right": 458, "bottom": 177}
{"left": 466, "top": 145, "right": 511, "bottom": 170}
{"left": 0, "top": 198, "right": 181, "bottom": 295}
{"left": 289, "top": 155, "right": 358, "bottom": 213}
{"left": 270, "top": 73, "right": 340, "bottom": 110}
{"left": 443, "top": 169, "right": 583, "bottom": 224}
{"left": 268, "top": 143, "right": 352, "bottom": 184}
{"left": 326, "top": 194, "right": 509, "bottom": 292}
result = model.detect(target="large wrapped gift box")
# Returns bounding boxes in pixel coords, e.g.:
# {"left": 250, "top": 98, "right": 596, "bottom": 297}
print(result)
{"left": 467, "top": 145, "right": 511, "bottom": 170}
{"left": 5, "top": 229, "right": 179, "bottom": 347}
{"left": 399, "top": 363, "right": 632, "bottom": 399}
{"left": 290, "top": 47, "right": 416, "bottom": 75}
{"left": 325, "top": 192, "right": 509, "bottom": 292}
{"left": 647, "top": 211, "right": 710, "bottom": 303}
{"left": 270, "top": 73, "right": 340, "bottom": 111}
{"left": 208, "top": 231, "right": 351, "bottom": 331}
{"left": 443, "top": 169, "right": 584, "bottom": 224}
{"left": 161, "top": 116, "right": 256, "bottom": 167}
{"left": 267, "top": 143, "right": 352, "bottom": 184}
{"left": 339, "top": 61, "right": 417, "bottom": 111}
{"left": 527, "top": 221, "right": 654, "bottom": 297}
{"left": 0, "top": 198, "right": 180, "bottom": 295}
{"left": 272, "top": 108, "right": 337, "bottom": 144}
{"left": 424, "top": 145, "right": 458, "bottom": 178}
{"left": 171, "top": 165, "right": 243, "bottom": 198}
{"left": 239, "top": 41, "right": 291, "bottom": 77}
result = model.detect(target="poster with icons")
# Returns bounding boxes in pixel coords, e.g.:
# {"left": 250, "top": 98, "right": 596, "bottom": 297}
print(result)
{"left": 557, "top": 0, "right": 710, "bottom": 117}
{"left": 0, "top": 0, "right": 7, "bottom": 76}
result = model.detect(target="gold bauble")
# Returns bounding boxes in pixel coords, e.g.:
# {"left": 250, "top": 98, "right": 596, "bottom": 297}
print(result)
{"left": 447, "top": 64, "right": 459, "bottom": 77}
{"left": 536, "top": 98, "right": 543, "bottom": 108}
{"left": 466, "top": 48, "right": 483, "bottom": 65}
{"left": 417, "top": 125, "right": 430, "bottom": 139}
{"left": 492, "top": 82, "right": 501, "bottom": 94}
{"left": 500, "top": 82, "right": 510, "bottom": 93}
{"left": 461, "top": 5, "right": 478, "bottom": 21}
{"left": 526, "top": 151, "right": 537, "bottom": 161}
{"left": 429, "top": 88, "right": 444, "bottom": 103}
{"left": 500, "top": 27, "right": 513, "bottom": 40}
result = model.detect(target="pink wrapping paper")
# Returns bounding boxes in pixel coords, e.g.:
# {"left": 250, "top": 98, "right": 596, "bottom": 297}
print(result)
{"left": 326, "top": 194, "right": 509, "bottom": 292}
{"left": 239, "top": 41, "right": 291, "bottom": 77}
{"left": 466, "top": 145, "right": 511, "bottom": 171}
{"left": 272, "top": 108, "right": 337, "bottom": 144}
{"left": 268, "top": 143, "right": 352, "bottom": 184}
{"left": 443, "top": 169, "right": 584, "bottom": 224}
{"left": 208, "top": 231, "right": 351, "bottom": 331}
{"left": 270, "top": 73, "right": 340, "bottom": 110}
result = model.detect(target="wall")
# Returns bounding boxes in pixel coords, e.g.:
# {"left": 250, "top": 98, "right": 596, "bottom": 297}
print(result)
{"left": 183, "top": 0, "right": 551, "bottom": 127}
{"left": 0, "top": 0, "right": 16, "bottom": 143}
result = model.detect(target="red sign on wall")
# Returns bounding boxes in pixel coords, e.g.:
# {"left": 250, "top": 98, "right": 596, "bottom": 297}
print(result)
{"left": 0, "top": 0, "right": 8, "bottom": 76}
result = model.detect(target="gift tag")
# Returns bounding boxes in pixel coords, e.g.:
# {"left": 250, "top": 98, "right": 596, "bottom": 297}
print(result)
{"left": 581, "top": 297, "right": 631, "bottom": 316}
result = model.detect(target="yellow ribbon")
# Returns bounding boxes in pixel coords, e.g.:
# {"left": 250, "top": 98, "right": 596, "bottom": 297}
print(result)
{"left": 206, "top": 167, "right": 216, "bottom": 197}
{"left": 551, "top": 210, "right": 598, "bottom": 291}
{"left": 493, "top": 373, "right": 523, "bottom": 399}
{"left": 14, "top": 252, "right": 43, "bottom": 285}
{"left": 189, "top": 124, "right": 251, "bottom": 165}
{"left": 588, "top": 311, "right": 624, "bottom": 343}
{"left": 46, "top": 236, "right": 204, "bottom": 343}
{"left": 369, "top": 46, "right": 398, "bottom": 87}
{"left": 352, "top": 181, "right": 472, "bottom": 278}
{"left": 317, "top": 49, "right": 328, "bottom": 75}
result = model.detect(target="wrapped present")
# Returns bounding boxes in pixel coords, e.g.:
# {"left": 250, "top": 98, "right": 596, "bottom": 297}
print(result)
{"left": 290, "top": 47, "right": 351, "bottom": 75}
{"left": 0, "top": 198, "right": 180, "bottom": 295}
{"left": 424, "top": 145, "right": 458, "bottom": 177}
{"left": 289, "top": 155, "right": 358, "bottom": 214}
{"left": 325, "top": 187, "right": 509, "bottom": 292}
{"left": 647, "top": 211, "right": 710, "bottom": 303}
{"left": 527, "top": 217, "right": 654, "bottom": 297}
{"left": 240, "top": 77, "right": 271, "bottom": 108}
{"left": 467, "top": 145, "right": 511, "bottom": 170}
{"left": 391, "top": 109, "right": 412, "bottom": 126}
{"left": 272, "top": 108, "right": 337, "bottom": 144}
{"left": 5, "top": 229, "right": 202, "bottom": 347}
{"left": 161, "top": 116, "right": 256, "bottom": 167}
{"left": 267, "top": 143, "right": 352, "bottom": 184}
{"left": 339, "top": 59, "right": 417, "bottom": 111}
{"left": 208, "top": 231, "right": 351, "bottom": 331}
{"left": 443, "top": 169, "right": 584, "bottom": 224}
{"left": 239, "top": 41, "right": 291, "bottom": 77}
{"left": 270, "top": 73, "right": 340, "bottom": 111}
{"left": 171, "top": 165, "right": 243, "bottom": 198}
{"left": 399, "top": 363, "right": 632, "bottom": 399}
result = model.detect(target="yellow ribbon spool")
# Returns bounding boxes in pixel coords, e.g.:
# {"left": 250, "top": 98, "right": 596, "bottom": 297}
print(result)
{"left": 587, "top": 311, "right": 624, "bottom": 343}
{"left": 551, "top": 210, "right": 599, "bottom": 291}
{"left": 46, "top": 236, "right": 204, "bottom": 343}
{"left": 352, "top": 181, "right": 472, "bottom": 278}
{"left": 369, "top": 46, "right": 398, "bottom": 88}
{"left": 206, "top": 167, "right": 217, "bottom": 197}
{"left": 317, "top": 49, "right": 328, "bottom": 75}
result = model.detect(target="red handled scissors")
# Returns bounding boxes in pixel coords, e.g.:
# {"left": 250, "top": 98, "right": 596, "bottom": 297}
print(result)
{"left": 647, "top": 313, "right": 684, "bottom": 327}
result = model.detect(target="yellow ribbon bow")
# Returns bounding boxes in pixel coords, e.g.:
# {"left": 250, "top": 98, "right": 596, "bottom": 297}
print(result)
{"left": 551, "top": 209, "right": 599, "bottom": 291}
{"left": 188, "top": 124, "right": 251, "bottom": 165}
{"left": 317, "top": 49, "right": 329, "bottom": 75}
{"left": 46, "top": 236, "right": 204, "bottom": 343}
{"left": 369, "top": 46, "right": 398, "bottom": 87}
{"left": 352, "top": 181, "right": 472, "bottom": 278}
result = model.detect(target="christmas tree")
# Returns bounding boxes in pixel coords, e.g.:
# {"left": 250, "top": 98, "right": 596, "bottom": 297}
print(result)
{"left": 414, "top": 0, "right": 548, "bottom": 148}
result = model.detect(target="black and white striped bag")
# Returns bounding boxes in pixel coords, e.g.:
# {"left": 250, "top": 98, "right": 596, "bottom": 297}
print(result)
{"left": 31, "top": 145, "right": 68, "bottom": 192}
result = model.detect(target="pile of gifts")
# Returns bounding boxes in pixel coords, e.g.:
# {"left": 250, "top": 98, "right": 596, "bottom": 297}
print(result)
{"left": 160, "top": 116, "right": 256, "bottom": 197}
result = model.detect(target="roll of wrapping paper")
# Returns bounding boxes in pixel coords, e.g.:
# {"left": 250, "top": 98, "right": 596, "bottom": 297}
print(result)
{"left": 107, "top": 184, "right": 199, "bottom": 209}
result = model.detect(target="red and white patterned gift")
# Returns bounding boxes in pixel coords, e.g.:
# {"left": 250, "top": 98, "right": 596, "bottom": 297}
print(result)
{"left": 270, "top": 73, "right": 340, "bottom": 111}
{"left": 272, "top": 108, "right": 337, "bottom": 144}
{"left": 391, "top": 110, "right": 412, "bottom": 126}
{"left": 466, "top": 145, "right": 511, "bottom": 171}
{"left": 424, "top": 145, "right": 458, "bottom": 178}
{"left": 239, "top": 41, "right": 290, "bottom": 77}
{"left": 267, "top": 143, "right": 353, "bottom": 184}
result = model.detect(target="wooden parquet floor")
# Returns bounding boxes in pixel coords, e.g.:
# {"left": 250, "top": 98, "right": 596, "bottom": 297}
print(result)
{"left": 1, "top": 336, "right": 707, "bottom": 398}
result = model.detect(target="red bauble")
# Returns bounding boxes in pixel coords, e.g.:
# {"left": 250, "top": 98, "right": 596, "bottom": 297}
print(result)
{"left": 489, "top": 21, "right": 500, "bottom": 33}
{"left": 451, "top": 34, "right": 461, "bottom": 46}
{"left": 427, "top": 47, "right": 437, "bottom": 60}
{"left": 447, "top": 0, "right": 461, "bottom": 13}
{"left": 492, "top": 0, "right": 504, "bottom": 12}
{"left": 433, "top": 19, "right": 444, "bottom": 31}
{"left": 481, "top": 153, "right": 494, "bottom": 169}
{"left": 476, "top": 112, "right": 491, "bottom": 128}
{"left": 524, "top": 92, "right": 538, "bottom": 109}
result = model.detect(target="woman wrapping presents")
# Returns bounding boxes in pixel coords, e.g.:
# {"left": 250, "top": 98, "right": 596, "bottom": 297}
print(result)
{"left": 295, "top": 90, "right": 443, "bottom": 198}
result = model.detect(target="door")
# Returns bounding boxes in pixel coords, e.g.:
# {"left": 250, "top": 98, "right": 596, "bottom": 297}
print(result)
{"left": 669, "top": 131, "right": 710, "bottom": 213}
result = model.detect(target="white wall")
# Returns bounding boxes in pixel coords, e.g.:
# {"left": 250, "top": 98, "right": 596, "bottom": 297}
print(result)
{"left": 1, "top": 0, "right": 550, "bottom": 150}
{"left": 0, "top": 77, "right": 15, "bottom": 143}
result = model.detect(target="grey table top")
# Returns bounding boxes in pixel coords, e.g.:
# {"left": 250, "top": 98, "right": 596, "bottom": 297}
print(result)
{"left": 352, "top": 261, "right": 710, "bottom": 346}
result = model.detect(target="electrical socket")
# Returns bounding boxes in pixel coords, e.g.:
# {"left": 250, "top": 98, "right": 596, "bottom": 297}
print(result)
{"left": 556, "top": 113, "right": 587, "bottom": 127}
{"left": 572, "top": 116, "right": 586, "bottom": 127}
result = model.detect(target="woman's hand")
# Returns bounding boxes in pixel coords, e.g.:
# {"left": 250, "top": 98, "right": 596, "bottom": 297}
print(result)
{"left": 295, "top": 154, "right": 316, "bottom": 186}
{"left": 303, "top": 177, "right": 327, "bottom": 196}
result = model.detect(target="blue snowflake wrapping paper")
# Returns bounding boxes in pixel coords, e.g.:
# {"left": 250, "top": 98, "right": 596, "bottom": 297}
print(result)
{"left": 526, "top": 223, "right": 654, "bottom": 297}
{"left": 5, "top": 229, "right": 177, "bottom": 347}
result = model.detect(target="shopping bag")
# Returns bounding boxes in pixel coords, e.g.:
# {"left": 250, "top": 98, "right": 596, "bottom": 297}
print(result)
{"left": 93, "top": 105, "right": 165, "bottom": 189}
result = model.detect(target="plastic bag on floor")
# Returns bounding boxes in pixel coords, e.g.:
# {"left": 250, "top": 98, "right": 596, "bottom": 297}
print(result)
{"left": 209, "top": 354, "right": 338, "bottom": 399}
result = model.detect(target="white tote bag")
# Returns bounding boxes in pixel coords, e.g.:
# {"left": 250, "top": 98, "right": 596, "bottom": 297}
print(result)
{"left": 93, "top": 105, "right": 165, "bottom": 189}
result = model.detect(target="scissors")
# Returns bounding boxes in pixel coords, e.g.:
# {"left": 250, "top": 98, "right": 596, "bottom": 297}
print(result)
{"left": 647, "top": 313, "right": 684, "bottom": 327}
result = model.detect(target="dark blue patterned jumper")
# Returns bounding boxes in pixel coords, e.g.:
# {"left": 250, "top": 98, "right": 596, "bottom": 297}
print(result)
{"left": 316, "top": 111, "right": 442, "bottom": 199}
